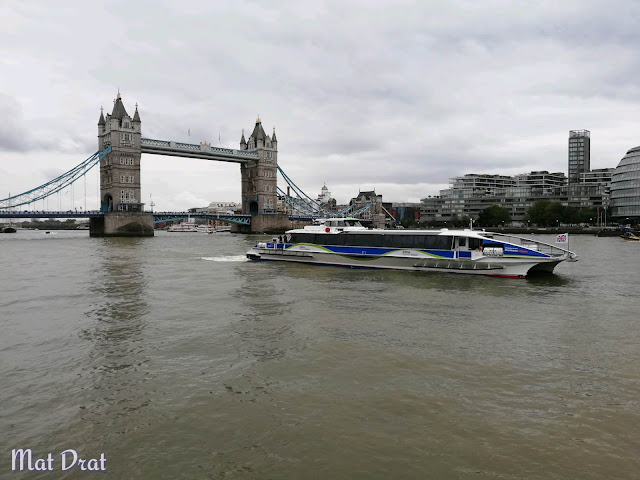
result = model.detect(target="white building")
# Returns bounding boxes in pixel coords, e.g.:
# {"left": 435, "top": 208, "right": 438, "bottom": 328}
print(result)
{"left": 205, "top": 201, "right": 240, "bottom": 214}
{"left": 317, "top": 183, "right": 332, "bottom": 204}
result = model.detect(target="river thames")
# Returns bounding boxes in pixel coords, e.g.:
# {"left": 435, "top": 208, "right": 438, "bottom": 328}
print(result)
{"left": 1, "top": 230, "right": 639, "bottom": 479}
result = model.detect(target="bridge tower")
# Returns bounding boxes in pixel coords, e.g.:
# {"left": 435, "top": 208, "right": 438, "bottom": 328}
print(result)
{"left": 93, "top": 93, "right": 153, "bottom": 236}
{"left": 239, "top": 118, "right": 278, "bottom": 215}
{"left": 98, "top": 92, "right": 143, "bottom": 212}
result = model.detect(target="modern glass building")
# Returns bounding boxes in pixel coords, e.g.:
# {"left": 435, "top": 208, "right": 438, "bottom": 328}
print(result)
{"left": 420, "top": 170, "right": 610, "bottom": 224}
{"left": 580, "top": 168, "right": 615, "bottom": 185}
{"left": 568, "top": 130, "right": 591, "bottom": 184}
{"left": 610, "top": 146, "right": 640, "bottom": 219}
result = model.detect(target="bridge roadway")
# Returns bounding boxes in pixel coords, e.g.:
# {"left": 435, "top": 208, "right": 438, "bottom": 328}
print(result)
{"left": 140, "top": 138, "right": 258, "bottom": 163}
{"left": 0, "top": 210, "right": 253, "bottom": 225}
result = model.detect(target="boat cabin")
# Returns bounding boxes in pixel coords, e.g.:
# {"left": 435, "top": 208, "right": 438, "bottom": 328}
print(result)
{"left": 286, "top": 231, "right": 485, "bottom": 251}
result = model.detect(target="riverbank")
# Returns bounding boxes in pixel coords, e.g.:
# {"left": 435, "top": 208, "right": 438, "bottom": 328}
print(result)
{"left": 486, "top": 227, "right": 637, "bottom": 237}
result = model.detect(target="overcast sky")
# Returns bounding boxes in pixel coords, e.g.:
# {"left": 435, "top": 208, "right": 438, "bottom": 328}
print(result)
{"left": 1, "top": 0, "right": 640, "bottom": 211}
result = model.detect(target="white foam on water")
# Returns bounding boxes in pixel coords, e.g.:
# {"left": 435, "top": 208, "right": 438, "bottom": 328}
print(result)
{"left": 201, "top": 255, "right": 248, "bottom": 262}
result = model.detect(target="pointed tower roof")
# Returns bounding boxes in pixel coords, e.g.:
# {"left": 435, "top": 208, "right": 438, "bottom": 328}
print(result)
{"left": 111, "top": 91, "right": 128, "bottom": 120}
{"left": 133, "top": 103, "right": 141, "bottom": 123}
{"left": 271, "top": 127, "right": 277, "bottom": 143}
{"left": 240, "top": 129, "right": 246, "bottom": 145}
{"left": 250, "top": 116, "right": 266, "bottom": 141}
{"left": 98, "top": 107, "right": 105, "bottom": 126}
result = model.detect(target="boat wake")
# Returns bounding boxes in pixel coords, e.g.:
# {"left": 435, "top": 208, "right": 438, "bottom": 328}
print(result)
{"left": 201, "top": 255, "right": 248, "bottom": 262}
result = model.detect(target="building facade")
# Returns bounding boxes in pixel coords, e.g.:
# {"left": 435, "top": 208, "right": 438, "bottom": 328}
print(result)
{"left": 420, "top": 170, "right": 610, "bottom": 225}
{"left": 568, "top": 130, "right": 591, "bottom": 184}
{"left": 391, "top": 203, "right": 422, "bottom": 223}
{"left": 610, "top": 146, "right": 640, "bottom": 219}
{"left": 197, "top": 201, "right": 240, "bottom": 214}
{"left": 348, "top": 190, "right": 395, "bottom": 227}
{"left": 579, "top": 168, "right": 614, "bottom": 185}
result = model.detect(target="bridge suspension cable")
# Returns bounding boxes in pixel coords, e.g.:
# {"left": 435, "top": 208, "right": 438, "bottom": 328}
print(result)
{"left": 276, "top": 186, "right": 323, "bottom": 216}
{"left": 0, "top": 147, "right": 112, "bottom": 210}
{"left": 276, "top": 166, "right": 380, "bottom": 220}
{"left": 277, "top": 166, "right": 327, "bottom": 213}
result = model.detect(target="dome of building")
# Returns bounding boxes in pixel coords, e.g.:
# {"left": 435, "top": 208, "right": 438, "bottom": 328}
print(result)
{"left": 610, "top": 145, "right": 640, "bottom": 219}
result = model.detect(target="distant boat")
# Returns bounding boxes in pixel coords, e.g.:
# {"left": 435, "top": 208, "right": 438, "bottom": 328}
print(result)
{"left": 167, "top": 221, "right": 199, "bottom": 232}
{"left": 1, "top": 226, "right": 17, "bottom": 233}
{"left": 621, "top": 231, "right": 640, "bottom": 241}
{"left": 215, "top": 225, "right": 231, "bottom": 233}
{"left": 197, "top": 225, "right": 216, "bottom": 234}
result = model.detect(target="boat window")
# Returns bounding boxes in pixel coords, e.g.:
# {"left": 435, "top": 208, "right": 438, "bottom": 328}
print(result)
{"left": 317, "top": 233, "right": 346, "bottom": 246}
{"left": 413, "top": 235, "right": 426, "bottom": 248}
{"left": 468, "top": 237, "right": 482, "bottom": 250}
{"left": 458, "top": 236, "right": 467, "bottom": 247}
{"left": 345, "top": 234, "right": 365, "bottom": 246}
{"left": 402, "top": 236, "right": 417, "bottom": 248}
{"left": 414, "top": 235, "right": 453, "bottom": 250}
{"left": 291, "top": 233, "right": 317, "bottom": 244}
{"left": 315, "top": 233, "right": 328, "bottom": 245}
{"left": 364, "top": 234, "right": 386, "bottom": 247}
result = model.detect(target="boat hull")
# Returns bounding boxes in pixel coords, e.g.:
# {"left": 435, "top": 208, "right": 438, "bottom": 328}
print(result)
{"left": 246, "top": 246, "right": 565, "bottom": 278}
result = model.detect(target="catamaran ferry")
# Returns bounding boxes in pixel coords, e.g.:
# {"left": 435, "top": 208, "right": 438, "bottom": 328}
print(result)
{"left": 246, "top": 218, "right": 577, "bottom": 278}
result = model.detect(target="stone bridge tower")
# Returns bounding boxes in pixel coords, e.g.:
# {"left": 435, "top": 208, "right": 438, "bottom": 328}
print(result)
{"left": 98, "top": 92, "right": 143, "bottom": 213}
{"left": 92, "top": 93, "right": 152, "bottom": 237}
{"left": 239, "top": 118, "right": 278, "bottom": 214}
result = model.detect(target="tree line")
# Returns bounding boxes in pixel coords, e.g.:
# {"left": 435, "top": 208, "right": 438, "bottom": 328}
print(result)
{"left": 474, "top": 201, "right": 604, "bottom": 227}
{"left": 15, "top": 219, "right": 87, "bottom": 230}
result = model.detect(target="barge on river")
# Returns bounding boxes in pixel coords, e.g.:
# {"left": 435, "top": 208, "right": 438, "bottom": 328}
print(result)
{"left": 246, "top": 218, "right": 577, "bottom": 278}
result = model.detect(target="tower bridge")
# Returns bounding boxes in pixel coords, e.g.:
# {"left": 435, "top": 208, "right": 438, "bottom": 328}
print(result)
{"left": 93, "top": 92, "right": 283, "bottom": 235}
{"left": 1, "top": 92, "right": 377, "bottom": 237}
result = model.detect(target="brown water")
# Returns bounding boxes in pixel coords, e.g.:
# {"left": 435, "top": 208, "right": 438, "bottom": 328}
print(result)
{"left": 1, "top": 231, "right": 639, "bottom": 479}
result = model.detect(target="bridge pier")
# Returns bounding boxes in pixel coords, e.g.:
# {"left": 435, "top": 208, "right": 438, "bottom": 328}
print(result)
{"left": 90, "top": 212, "right": 154, "bottom": 237}
{"left": 232, "top": 214, "right": 291, "bottom": 234}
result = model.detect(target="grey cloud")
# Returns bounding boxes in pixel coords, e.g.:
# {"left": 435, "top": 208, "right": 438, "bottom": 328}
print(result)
{"left": 0, "top": 94, "right": 30, "bottom": 152}
{"left": 2, "top": 1, "right": 640, "bottom": 210}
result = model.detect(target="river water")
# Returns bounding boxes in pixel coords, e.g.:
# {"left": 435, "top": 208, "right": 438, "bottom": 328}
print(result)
{"left": 1, "top": 230, "right": 639, "bottom": 479}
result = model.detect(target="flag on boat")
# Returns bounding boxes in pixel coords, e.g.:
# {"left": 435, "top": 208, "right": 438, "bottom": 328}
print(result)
{"left": 555, "top": 233, "right": 569, "bottom": 244}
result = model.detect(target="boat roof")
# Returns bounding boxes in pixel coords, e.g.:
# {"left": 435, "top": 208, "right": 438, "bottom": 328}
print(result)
{"left": 289, "top": 226, "right": 497, "bottom": 238}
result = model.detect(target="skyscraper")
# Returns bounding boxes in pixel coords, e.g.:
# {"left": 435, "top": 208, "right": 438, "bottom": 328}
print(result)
{"left": 568, "top": 130, "right": 590, "bottom": 184}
